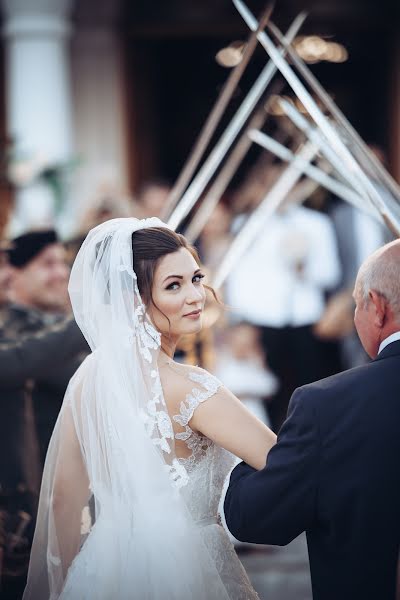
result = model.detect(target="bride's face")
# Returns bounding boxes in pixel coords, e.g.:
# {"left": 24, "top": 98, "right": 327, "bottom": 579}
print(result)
{"left": 149, "top": 248, "right": 206, "bottom": 339}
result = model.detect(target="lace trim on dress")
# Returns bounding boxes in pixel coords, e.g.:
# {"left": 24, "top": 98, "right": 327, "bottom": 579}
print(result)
{"left": 173, "top": 371, "right": 221, "bottom": 434}
{"left": 172, "top": 371, "right": 222, "bottom": 471}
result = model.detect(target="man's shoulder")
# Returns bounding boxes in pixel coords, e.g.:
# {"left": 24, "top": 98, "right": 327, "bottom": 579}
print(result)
{"left": 160, "top": 361, "right": 221, "bottom": 392}
{"left": 295, "top": 357, "right": 398, "bottom": 408}
{"left": 294, "top": 362, "right": 378, "bottom": 402}
{"left": 0, "top": 304, "right": 30, "bottom": 337}
{"left": 0, "top": 303, "right": 46, "bottom": 339}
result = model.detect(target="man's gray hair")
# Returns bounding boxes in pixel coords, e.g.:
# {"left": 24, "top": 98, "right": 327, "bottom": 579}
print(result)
{"left": 357, "top": 240, "right": 400, "bottom": 319}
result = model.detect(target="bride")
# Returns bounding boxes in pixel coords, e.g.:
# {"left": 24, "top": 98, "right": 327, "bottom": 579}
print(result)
{"left": 23, "top": 217, "right": 276, "bottom": 599}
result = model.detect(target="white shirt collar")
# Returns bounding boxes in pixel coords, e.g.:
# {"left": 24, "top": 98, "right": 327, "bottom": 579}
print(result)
{"left": 378, "top": 331, "right": 400, "bottom": 355}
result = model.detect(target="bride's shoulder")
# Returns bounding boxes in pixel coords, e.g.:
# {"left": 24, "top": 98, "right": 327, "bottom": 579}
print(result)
{"left": 162, "top": 360, "right": 220, "bottom": 387}
{"left": 160, "top": 361, "right": 226, "bottom": 429}
{"left": 159, "top": 360, "right": 223, "bottom": 408}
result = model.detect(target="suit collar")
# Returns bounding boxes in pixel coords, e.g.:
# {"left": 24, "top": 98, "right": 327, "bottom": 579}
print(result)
{"left": 374, "top": 339, "right": 400, "bottom": 361}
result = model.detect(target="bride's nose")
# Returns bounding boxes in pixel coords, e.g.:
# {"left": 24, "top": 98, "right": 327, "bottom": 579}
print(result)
{"left": 186, "top": 283, "right": 204, "bottom": 303}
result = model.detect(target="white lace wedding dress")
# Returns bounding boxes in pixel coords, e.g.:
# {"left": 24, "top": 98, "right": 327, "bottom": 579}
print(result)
{"left": 24, "top": 218, "right": 260, "bottom": 600}
{"left": 59, "top": 365, "right": 259, "bottom": 600}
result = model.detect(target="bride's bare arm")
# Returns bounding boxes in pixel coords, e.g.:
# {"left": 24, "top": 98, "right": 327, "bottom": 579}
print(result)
{"left": 190, "top": 383, "right": 277, "bottom": 470}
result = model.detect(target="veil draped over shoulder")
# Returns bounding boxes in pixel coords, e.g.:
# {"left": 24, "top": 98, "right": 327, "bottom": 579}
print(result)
{"left": 23, "top": 218, "right": 230, "bottom": 599}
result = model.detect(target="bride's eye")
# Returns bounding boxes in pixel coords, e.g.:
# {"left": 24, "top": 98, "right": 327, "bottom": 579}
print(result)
{"left": 166, "top": 281, "right": 180, "bottom": 291}
{"left": 193, "top": 273, "right": 205, "bottom": 284}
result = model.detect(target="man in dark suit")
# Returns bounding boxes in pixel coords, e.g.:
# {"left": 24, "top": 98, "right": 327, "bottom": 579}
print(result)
{"left": 224, "top": 239, "right": 400, "bottom": 600}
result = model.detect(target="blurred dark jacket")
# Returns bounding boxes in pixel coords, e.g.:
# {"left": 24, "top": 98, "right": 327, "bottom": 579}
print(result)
{"left": 0, "top": 316, "right": 88, "bottom": 385}
{"left": 0, "top": 306, "right": 88, "bottom": 490}
{"left": 0, "top": 310, "right": 88, "bottom": 595}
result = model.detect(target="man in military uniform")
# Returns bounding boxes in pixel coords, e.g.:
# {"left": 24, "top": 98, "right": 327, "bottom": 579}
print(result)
{"left": 0, "top": 230, "right": 86, "bottom": 463}
{"left": 0, "top": 232, "right": 88, "bottom": 598}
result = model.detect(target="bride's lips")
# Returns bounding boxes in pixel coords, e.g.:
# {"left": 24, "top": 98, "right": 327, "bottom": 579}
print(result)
{"left": 183, "top": 309, "right": 202, "bottom": 319}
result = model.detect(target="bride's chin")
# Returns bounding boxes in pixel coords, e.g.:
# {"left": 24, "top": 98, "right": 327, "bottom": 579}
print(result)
{"left": 181, "top": 320, "right": 203, "bottom": 335}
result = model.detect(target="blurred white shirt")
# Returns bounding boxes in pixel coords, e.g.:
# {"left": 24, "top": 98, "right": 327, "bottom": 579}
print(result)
{"left": 214, "top": 354, "right": 278, "bottom": 427}
{"left": 226, "top": 205, "right": 341, "bottom": 327}
{"left": 214, "top": 355, "right": 278, "bottom": 400}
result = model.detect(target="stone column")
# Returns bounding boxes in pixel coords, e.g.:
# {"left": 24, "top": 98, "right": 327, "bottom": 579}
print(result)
{"left": 1, "top": 0, "right": 74, "bottom": 234}
{"left": 70, "top": 0, "right": 130, "bottom": 230}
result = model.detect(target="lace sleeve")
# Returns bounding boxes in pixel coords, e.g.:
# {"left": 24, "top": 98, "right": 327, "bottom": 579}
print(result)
{"left": 173, "top": 370, "right": 222, "bottom": 440}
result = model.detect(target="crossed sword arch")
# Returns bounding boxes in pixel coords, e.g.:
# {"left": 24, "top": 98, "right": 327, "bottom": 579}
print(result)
{"left": 160, "top": 0, "right": 400, "bottom": 291}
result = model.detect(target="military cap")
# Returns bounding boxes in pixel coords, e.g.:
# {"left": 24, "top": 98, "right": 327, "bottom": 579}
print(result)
{"left": 8, "top": 230, "right": 58, "bottom": 267}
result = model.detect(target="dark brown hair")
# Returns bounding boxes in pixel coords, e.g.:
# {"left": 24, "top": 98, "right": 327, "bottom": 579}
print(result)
{"left": 131, "top": 227, "right": 219, "bottom": 310}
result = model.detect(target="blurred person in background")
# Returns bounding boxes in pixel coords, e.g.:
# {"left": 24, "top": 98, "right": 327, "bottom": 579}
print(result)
{"left": 132, "top": 179, "right": 171, "bottom": 219}
{"left": 78, "top": 178, "right": 133, "bottom": 235}
{"left": 0, "top": 230, "right": 87, "bottom": 464}
{"left": 214, "top": 322, "right": 278, "bottom": 553}
{"left": 213, "top": 322, "right": 278, "bottom": 427}
{"left": 323, "top": 145, "right": 393, "bottom": 369}
{"left": 0, "top": 240, "right": 88, "bottom": 599}
{"left": 7, "top": 230, "right": 70, "bottom": 316}
{"left": 226, "top": 197, "right": 341, "bottom": 431}
{"left": 197, "top": 202, "right": 233, "bottom": 273}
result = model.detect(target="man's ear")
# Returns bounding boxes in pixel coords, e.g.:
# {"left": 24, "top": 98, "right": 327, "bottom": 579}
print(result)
{"left": 369, "top": 290, "right": 387, "bottom": 328}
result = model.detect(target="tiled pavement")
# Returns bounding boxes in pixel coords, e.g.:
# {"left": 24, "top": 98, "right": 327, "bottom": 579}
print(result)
{"left": 239, "top": 534, "right": 313, "bottom": 600}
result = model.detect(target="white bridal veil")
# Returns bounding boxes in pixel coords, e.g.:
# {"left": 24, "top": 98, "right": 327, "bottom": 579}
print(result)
{"left": 23, "top": 218, "right": 229, "bottom": 599}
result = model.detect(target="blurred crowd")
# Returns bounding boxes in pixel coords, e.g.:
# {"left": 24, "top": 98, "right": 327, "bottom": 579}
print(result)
{"left": 0, "top": 153, "right": 391, "bottom": 597}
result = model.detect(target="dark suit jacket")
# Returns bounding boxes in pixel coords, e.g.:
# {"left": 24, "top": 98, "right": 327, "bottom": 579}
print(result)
{"left": 224, "top": 340, "right": 400, "bottom": 600}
